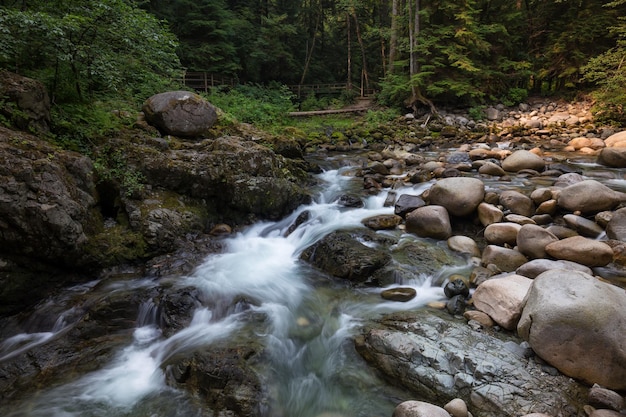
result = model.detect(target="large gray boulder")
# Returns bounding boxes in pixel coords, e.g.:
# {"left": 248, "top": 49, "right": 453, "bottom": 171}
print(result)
{"left": 355, "top": 310, "right": 587, "bottom": 417}
{"left": 472, "top": 274, "right": 532, "bottom": 330}
{"left": 501, "top": 150, "right": 545, "bottom": 172}
{"left": 518, "top": 270, "right": 626, "bottom": 390}
{"left": 426, "top": 177, "right": 485, "bottom": 217}
{"left": 556, "top": 180, "right": 625, "bottom": 214}
{"left": 142, "top": 91, "right": 218, "bottom": 138}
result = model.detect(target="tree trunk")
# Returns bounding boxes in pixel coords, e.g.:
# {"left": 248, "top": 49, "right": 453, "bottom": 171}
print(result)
{"left": 406, "top": 0, "right": 437, "bottom": 115}
{"left": 299, "top": 8, "right": 321, "bottom": 86}
{"left": 347, "top": 12, "right": 352, "bottom": 90}
{"left": 352, "top": 11, "right": 369, "bottom": 94}
{"left": 388, "top": 0, "right": 399, "bottom": 75}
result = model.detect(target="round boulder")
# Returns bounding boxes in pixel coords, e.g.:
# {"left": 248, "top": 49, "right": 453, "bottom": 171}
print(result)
{"left": 484, "top": 222, "right": 522, "bottom": 246}
{"left": 557, "top": 180, "right": 625, "bottom": 214}
{"left": 481, "top": 245, "right": 528, "bottom": 272}
{"left": 518, "top": 270, "right": 626, "bottom": 390}
{"left": 501, "top": 150, "right": 545, "bottom": 172}
{"left": 142, "top": 91, "right": 218, "bottom": 138}
{"left": 606, "top": 207, "right": 626, "bottom": 241}
{"left": 516, "top": 224, "right": 559, "bottom": 259}
{"left": 405, "top": 205, "right": 452, "bottom": 240}
{"left": 472, "top": 274, "right": 533, "bottom": 330}
{"left": 598, "top": 147, "right": 626, "bottom": 168}
{"left": 500, "top": 190, "right": 535, "bottom": 217}
{"left": 393, "top": 401, "right": 450, "bottom": 417}
{"left": 545, "top": 236, "right": 613, "bottom": 267}
{"left": 427, "top": 177, "right": 485, "bottom": 217}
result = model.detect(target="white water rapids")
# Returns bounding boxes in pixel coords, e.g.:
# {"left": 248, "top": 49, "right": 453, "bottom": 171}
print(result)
{"left": 1, "top": 161, "right": 469, "bottom": 417}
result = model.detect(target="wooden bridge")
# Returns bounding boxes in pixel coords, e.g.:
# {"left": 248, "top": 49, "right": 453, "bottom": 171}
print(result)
{"left": 180, "top": 71, "right": 374, "bottom": 98}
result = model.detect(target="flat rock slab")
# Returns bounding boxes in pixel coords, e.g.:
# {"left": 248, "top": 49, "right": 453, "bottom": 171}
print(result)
{"left": 355, "top": 309, "right": 586, "bottom": 417}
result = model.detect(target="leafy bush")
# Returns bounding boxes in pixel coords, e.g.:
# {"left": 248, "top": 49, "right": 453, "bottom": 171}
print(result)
{"left": 205, "top": 83, "right": 295, "bottom": 126}
{"left": 503, "top": 87, "right": 529, "bottom": 107}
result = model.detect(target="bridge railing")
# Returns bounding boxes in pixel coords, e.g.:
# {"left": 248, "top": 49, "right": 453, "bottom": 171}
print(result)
{"left": 180, "top": 72, "right": 237, "bottom": 92}
{"left": 179, "top": 71, "right": 375, "bottom": 98}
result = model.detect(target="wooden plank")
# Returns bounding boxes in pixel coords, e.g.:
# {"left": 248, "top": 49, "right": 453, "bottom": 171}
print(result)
{"left": 288, "top": 108, "right": 368, "bottom": 117}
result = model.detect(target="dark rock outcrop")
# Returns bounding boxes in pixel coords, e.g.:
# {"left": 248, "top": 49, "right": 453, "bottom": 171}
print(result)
{"left": 300, "top": 231, "right": 392, "bottom": 284}
{"left": 0, "top": 71, "right": 50, "bottom": 133}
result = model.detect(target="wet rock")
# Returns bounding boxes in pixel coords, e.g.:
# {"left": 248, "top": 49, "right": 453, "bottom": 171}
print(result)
{"left": 472, "top": 274, "right": 532, "bottom": 330}
{"left": 557, "top": 180, "right": 625, "bottom": 214}
{"left": 337, "top": 194, "right": 364, "bottom": 208}
{"left": 481, "top": 245, "right": 528, "bottom": 272}
{"left": 447, "top": 235, "right": 481, "bottom": 257}
{"left": 500, "top": 190, "right": 535, "bottom": 217}
{"left": 501, "top": 150, "right": 546, "bottom": 172}
{"left": 516, "top": 224, "right": 559, "bottom": 259}
{"left": 381, "top": 287, "right": 417, "bottom": 302}
{"left": 405, "top": 205, "right": 452, "bottom": 240}
{"left": 477, "top": 202, "right": 504, "bottom": 226}
{"left": 563, "top": 214, "right": 604, "bottom": 238}
{"left": 518, "top": 270, "right": 626, "bottom": 390}
{"left": 355, "top": 309, "right": 586, "bottom": 417}
{"left": 478, "top": 161, "right": 506, "bottom": 176}
{"left": 446, "top": 295, "right": 467, "bottom": 315}
{"left": 463, "top": 310, "right": 495, "bottom": 328}
{"left": 598, "top": 147, "right": 626, "bottom": 168}
{"left": 394, "top": 194, "right": 426, "bottom": 217}
{"left": 165, "top": 347, "right": 266, "bottom": 417}
{"left": 210, "top": 223, "right": 232, "bottom": 236}
{"left": 545, "top": 236, "right": 613, "bottom": 267}
{"left": 516, "top": 258, "right": 592, "bottom": 279}
{"left": 444, "top": 279, "right": 470, "bottom": 298}
{"left": 588, "top": 385, "right": 625, "bottom": 412}
{"left": 362, "top": 214, "right": 402, "bottom": 230}
{"left": 142, "top": 91, "right": 217, "bottom": 138}
{"left": 484, "top": 222, "right": 522, "bottom": 246}
{"left": 606, "top": 207, "right": 626, "bottom": 241}
{"left": 392, "top": 400, "right": 450, "bottom": 417}
{"left": 426, "top": 177, "right": 485, "bottom": 217}
{"left": 300, "top": 231, "right": 391, "bottom": 284}
{"left": 444, "top": 398, "right": 469, "bottom": 417}
{"left": 530, "top": 188, "right": 553, "bottom": 205}
{"left": 137, "top": 136, "right": 311, "bottom": 222}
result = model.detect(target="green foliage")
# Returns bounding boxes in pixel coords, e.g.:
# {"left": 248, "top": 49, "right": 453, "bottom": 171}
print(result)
{"left": 0, "top": 0, "right": 181, "bottom": 103}
{"left": 468, "top": 105, "right": 486, "bottom": 121}
{"left": 205, "top": 83, "right": 295, "bottom": 126}
{"left": 376, "top": 73, "right": 412, "bottom": 109}
{"left": 364, "top": 108, "right": 399, "bottom": 125}
{"left": 50, "top": 102, "right": 133, "bottom": 152}
{"left": 93, "top": 146, "right": 145, "bottom": 198}
{"left": 502, "top": 87, "right": 529, "bottom": 107}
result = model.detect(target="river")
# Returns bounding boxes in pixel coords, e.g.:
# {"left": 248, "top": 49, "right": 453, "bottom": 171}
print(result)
{"left": 0, "top": 154, "right": 471, "bottom": 417}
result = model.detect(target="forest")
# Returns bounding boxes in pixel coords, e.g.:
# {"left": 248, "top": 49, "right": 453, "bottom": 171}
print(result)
{"left": 1, "top": 0, "right": 626, "bottom": 122}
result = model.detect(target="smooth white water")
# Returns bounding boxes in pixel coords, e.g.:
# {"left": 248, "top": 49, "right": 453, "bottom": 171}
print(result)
{"left": 1, "top": 163, "right": 464, "bottom": 417}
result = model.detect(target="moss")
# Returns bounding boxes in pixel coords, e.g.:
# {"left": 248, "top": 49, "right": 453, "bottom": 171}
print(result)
{"left": 84, "top": 225, "right": 148, "bottom": 266}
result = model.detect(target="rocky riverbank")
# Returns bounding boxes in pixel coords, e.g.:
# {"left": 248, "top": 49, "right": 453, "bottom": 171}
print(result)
{"left": 1, "top": 71, "right": 626, "bottom": 416}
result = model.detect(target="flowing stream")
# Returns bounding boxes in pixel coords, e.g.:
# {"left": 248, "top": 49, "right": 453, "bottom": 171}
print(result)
{"left": 0, "top": 155, "right": 473, "bottom": 417}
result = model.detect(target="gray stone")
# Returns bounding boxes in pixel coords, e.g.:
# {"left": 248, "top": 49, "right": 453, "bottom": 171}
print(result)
{"left": 515, "top": 259, "right": 592, "bottom": 279}
{"left": 394, "top": 194, "right": 426, "bottom": 217}
{"left": 563, "top": 214, "right": 604, "bottom": 238}
{"left": 516, "top": 224, "right": 559, "bottom": 259}
{"left": 598, "top": 147, "right": 626, "bottom": 168}
{"left": 500, "top": 190, "right": 535, "bottom": 217}
{"left": 447, "top": 235, "right": 481, "bottom": 257}
{"left": 355, "top": 310, "right": 587, "bottom": 417}
{"left": 427, "top": 177, "right": 485, "bottom": 217}
{"left": 142, "top": 90, "right": 218, "bottom": 138}
{"left": 361, "top": 214, "right": 402, "bottom": 230}
{"left": 545, "top": 236, "right": 613, "bottom": 267}
{"left": 473, "top": 274, "right": 532, "bottom": 330}
{"left": 406, "top": 205, "right": 452, "bottom": 240}
{"left": 518, "top": 270, "right": 626, "bottom": 390}
{"left": 606, "top": 207, "right": 626, "bottom": 241}
{"left": 557, "top": 180, "right": 625, "bottom": 214}
{"left": 392, "top": 401, "right": 450, "bottom": 417}
{"left": 501, "top": 150, "right": 545, "bottom": 172}
{"left": 482, "top": 245, "right": 528, "bottom": 272}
